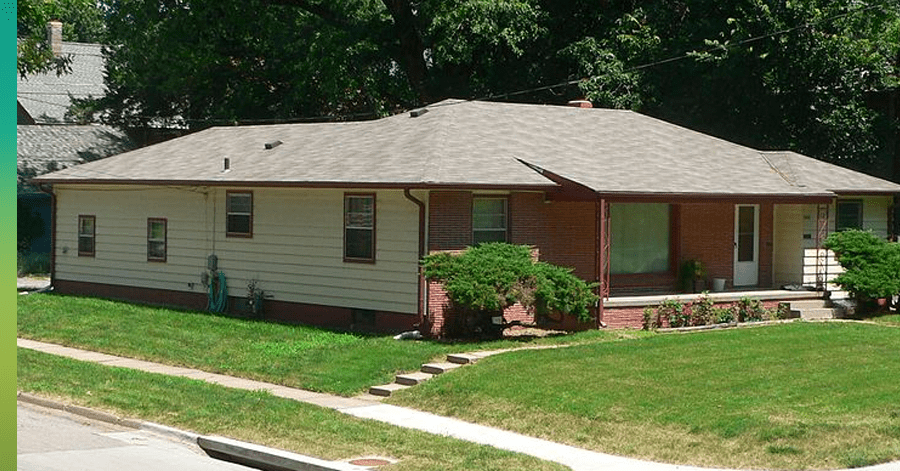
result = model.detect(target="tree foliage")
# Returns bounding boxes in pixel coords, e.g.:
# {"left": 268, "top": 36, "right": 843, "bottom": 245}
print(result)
{"left": 17, "top": 0, "right": 108, "bottom": 77}
{"left": 78, "top": 0, "right": 898, "bottom": 179}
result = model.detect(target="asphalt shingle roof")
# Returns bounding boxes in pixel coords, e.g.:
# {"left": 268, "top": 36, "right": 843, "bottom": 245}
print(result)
{"left": 17, "top": 42, "right": 105, "bottom": 123}
{"left": 35, "top": 99, "right": 900, "bottom": 197}
{"left": 18, "top": 124, "right": 134, "bottom": 193}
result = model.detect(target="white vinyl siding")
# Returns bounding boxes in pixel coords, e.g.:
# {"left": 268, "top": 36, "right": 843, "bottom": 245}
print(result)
{"left": 802, "top": 196, "right": 893, "bottom": 248}
{"left": 54, "top": 185, "right": 421, "bottom": 314}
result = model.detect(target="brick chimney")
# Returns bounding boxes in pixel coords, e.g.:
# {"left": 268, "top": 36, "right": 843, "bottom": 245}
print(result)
{"left": 567, "top": 99, "right": 593, "bottom": 108}
{"left": 47, "top": 21, "right": 63, "bottom": 57}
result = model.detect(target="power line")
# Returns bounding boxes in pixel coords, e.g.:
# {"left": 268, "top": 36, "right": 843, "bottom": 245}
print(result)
{"left": 27, "top": 1, "right": 891, "bottom": 126}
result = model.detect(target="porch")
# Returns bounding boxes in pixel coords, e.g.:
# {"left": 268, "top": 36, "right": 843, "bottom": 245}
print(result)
{"left": 601, "top": 288, "right": 834, "bottom": 329}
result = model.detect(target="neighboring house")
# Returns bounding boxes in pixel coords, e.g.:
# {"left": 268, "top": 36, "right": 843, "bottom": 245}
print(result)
{"left": 33, "top": 99, "right": 900, "bottom": 335}
{"left": 17, "top": 22, "right": 136, "bottom": 254}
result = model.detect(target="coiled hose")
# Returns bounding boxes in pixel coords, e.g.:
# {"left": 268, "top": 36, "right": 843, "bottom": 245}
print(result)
{"left": 206, "top": 271, "right": 228, "bottom": 313}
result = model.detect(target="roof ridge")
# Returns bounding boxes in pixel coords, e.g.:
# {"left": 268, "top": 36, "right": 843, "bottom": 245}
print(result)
{"left": 759, "top": 151, "right": 801, "bottom": 187}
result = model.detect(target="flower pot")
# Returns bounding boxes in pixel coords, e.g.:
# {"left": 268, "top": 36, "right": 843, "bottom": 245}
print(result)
{"left": 712, "top": 278, "right": 727, "bottom": 292}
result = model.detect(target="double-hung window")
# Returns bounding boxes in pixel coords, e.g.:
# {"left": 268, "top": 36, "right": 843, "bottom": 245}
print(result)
{"left": 226, "top": 191, "right": 253, "bottom": 237}
{"left": 344, "top": 194, "right": 375, "bottom": 262}
{"left": 147, "top": 218, "right": 167, "bottom": 262}
{"left": 836, "top": 200, "right": 863, "bottom": 232}
{"left": 472, "top": 197, "right": 508, "bottom": 244}
{"left": 78, "top": 215, "right": 95, "bottom": 257}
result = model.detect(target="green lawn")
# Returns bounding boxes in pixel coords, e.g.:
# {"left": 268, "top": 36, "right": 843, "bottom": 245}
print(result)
{"left": 388, "top": 322, "right": 900, "bottom": 470}
{"left": 864, "top": 313, "right": 900, "bottom": 327}
{"left": 17, "top": 348, "right": 565, "bottom": 471}
{"left": 17, "top": 293, "right": 630, "bottom": 395}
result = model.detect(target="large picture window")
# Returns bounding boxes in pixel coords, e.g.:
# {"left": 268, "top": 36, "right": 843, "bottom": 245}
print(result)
{"left": 344, "top": 194, "right": 375, "bottom": 262}
{"left": 610, "top": 203, "right": 670, "bottom": 274}
{"left": 226, "top": 191, "right": 253, "bottom": 237}
{"left": 147, "top": 218, "right": 167, "bottom": 262}
{"left": 78, "top": 215, "right": 95, "bottom": 257}
{"left": 473, "top": 197, "right": 508, "bottom": 244}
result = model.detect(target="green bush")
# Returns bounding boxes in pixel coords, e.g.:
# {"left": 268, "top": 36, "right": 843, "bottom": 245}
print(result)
{"left": 736, "top": 296, "right": 767, "bottom": 322}
{"left": 690, "top": 292, "right": 716, "bottom": 326}
{"left": 713, "top": 306, "right": 735, "bottom": 324}
{"left": 422, "top": 243, "right": 598, "bottom": 337}
{"left": 824, "top": 230, "right": 900, "bottom": 305}
{"left": 17, "top": 251, "right": 50, "bottom": 276}
{"left": 659, "top": 298, "right": 690, "bottom": 328}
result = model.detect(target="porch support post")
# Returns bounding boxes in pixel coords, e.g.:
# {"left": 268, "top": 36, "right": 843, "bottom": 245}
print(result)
{"left": 596, "top": 197, "right": 610, "bottom": 328}
{"left": 815, "top": 203, "right": 830, "bottom": 291}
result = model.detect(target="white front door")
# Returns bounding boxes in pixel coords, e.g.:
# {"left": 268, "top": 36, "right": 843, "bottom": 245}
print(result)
{"left": 734, "top": 205, "right": 759, "bottom": 286}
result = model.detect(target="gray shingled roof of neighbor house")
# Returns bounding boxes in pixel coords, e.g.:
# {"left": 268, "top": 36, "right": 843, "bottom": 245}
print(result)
{"left": 17, "top": 124, "right": 135, "bottom": 193}
{"left": 17, "top": 42, "right": 105, "bottom": 123}
{"left": 35, "top": 99, "right": 900, "bottom": 197}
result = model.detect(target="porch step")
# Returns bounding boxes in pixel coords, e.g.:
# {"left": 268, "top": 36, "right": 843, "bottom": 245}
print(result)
{"left": 395, "top": 371, "right": 434, "bottom": 386}
{"left": 368, "top": 383, "right": 410, "bottom": 397}
{"left": 796, "top": 308, "right": 837, "bottom": 320}
{"left": 789, "top": 299, "right": 828, "bottom": 310}
{"left": 421, "top": 362, "right": 463, "bottom": 375}
{"left": 447, "top": 353, "right": 481, "bottom": 365}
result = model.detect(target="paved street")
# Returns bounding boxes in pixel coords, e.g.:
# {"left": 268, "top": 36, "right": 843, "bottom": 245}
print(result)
{"left": 17, "top": 401, "right": 251, "bottom": 471}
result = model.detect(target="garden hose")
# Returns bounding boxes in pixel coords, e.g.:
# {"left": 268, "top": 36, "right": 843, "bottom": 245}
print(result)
{"left": 207, "top": 271, "right": 228, "bottom": 313}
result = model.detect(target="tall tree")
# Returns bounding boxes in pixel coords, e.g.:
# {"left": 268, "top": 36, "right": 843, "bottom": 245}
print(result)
{"left": 17, "top": 0, "right": 109, "bottom": 77}
{"left": 86, "top": 0, "right": 899, "bottom": 181}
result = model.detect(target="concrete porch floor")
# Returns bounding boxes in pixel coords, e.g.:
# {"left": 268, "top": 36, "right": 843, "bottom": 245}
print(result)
{"left": 605, "top": 288, "right": 825, "bottom": 308}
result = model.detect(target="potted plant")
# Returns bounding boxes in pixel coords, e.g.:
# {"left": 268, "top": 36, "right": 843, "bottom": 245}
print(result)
{"left": 679, "top": 259, "right": 707, "bottom": 293}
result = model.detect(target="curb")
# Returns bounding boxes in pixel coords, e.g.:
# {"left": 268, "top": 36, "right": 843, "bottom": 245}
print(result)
{"left": 17, "top": 391, "right": 370, "bottom": 471}
{"left": 197, "top": 436, "right": 368, "bottom": 471}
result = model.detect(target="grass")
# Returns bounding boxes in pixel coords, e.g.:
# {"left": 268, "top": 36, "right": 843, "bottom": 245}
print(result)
{"left": 17, "top": 293, "right": 634, "bottom": 395}
{"left": 863, "top": 313, "right": 900, "bottom": 327}
{"left": 17, "top": 348, "right": 566, "bottom": 471}
{"left": 388, "top": 322, "right": 900, "bottom": 470}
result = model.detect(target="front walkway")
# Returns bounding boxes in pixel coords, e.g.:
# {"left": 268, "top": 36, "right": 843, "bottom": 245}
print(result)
{"left": 16, "top": 338, "right": 900, "bottom": 471}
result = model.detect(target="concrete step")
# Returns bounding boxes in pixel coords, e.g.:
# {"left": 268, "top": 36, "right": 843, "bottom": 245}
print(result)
{"left": 789, "top": 299, "right": 829, "bottom": 309}
{"left": 421, "top": 362, "right": 462, "bottom": 375}
{"left": 395, "top": 371, "right": 434, "bottom": 386}
{"left": 797, "top": 308, "right": 836, "bottom": 320}
{"left": 447, "top": 353, "right": 481, "bottom": 365}
{"left": 368, "top": 383, "right": 410, "bottom": 397}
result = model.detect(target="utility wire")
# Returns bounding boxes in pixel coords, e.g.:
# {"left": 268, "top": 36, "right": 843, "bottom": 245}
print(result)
{"left": 23, "top": 1, "right": 890, "bottom": 126}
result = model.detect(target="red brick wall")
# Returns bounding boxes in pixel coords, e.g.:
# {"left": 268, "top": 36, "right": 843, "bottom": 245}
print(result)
{"left": 429, "top": 191, "right": 596, "bottom": 278}
{"left": 429, "top": 191, "right": 473, "bottom": 251}
{"left": 509, "top": 193, "right": 596, "bottom": 279}
{"left": 679, "top": 202, "right": 774, "bottom": 290}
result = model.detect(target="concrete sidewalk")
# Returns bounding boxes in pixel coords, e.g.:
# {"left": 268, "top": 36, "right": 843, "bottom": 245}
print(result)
{"left": 17, "top": 338, "right": 900, "bottom": 471}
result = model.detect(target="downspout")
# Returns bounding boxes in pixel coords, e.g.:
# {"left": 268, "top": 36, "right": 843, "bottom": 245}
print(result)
{"left": 403, "top": 189, "right": 427, "bottom": 329}
{"left": 39, "top": 184, "right": 56, "bottom": 287}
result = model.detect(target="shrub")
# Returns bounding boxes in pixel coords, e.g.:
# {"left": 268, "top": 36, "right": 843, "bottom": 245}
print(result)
{"left": 422, "top": 243, "right": 598, "bottom": 337}
{"left": 736, "top": 296, "right": 766, "bottom": 322}
{"left": 824, "top": 230, "right": 900, "bottom": 306}
{"left": 691, "top": 292, "right": 716, "bottom": 326}
{"left": 713, "top": 306, "right": 735, "bottom": 324}
{"left": 659, "top": 298, "right": 690, "bottom": 328}
{"left": 17, "top": 251, "right": 50, "bottom": 276}
{"left": 642, "top": 306, "right": 659, "bottom": 330}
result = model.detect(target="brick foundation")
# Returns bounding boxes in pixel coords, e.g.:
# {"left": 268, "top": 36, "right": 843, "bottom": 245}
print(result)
{"left": 53, "top": 279, "right": 417, "bottom": 334}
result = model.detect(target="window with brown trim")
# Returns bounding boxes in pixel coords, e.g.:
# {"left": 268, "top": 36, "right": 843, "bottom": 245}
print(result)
{"left": 472, "top": 197, "right": 508, "bottom": 244}
{"left": 226, "top": 191, "right": 253, "bottom": 237}
{"left": 344, "top": 194, "right": 375, "bottom": 262}
{"left": 147, "top": 218, "right": 167, "bottom": 262}
{"left": 78, "top": 215, "right": 95, "bottom": 257}
{"left": 836, "top": 200, "right": 863, "bottom": 232}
